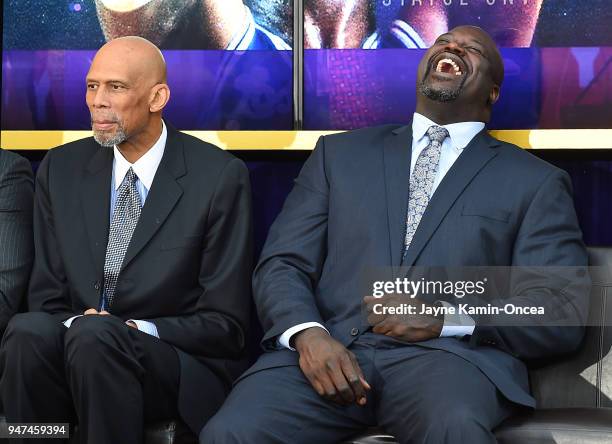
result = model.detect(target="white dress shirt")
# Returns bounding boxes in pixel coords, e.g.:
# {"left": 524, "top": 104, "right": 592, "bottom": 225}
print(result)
{"left": 278, "top": 113, "right": 483, "bottom": 350}
{"left": 64, "top": 122, "right": 167, "bottom": 338}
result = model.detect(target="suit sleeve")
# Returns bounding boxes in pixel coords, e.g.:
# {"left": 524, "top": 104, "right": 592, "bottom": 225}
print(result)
{"left": 0, "top": 153, "right": 34, "bottom": 332}
{"left": 254, "top": 137, "right": 330, "bottom": 350}
{"left": 468, "top": 169, "right": 590, "bottom": 360}
{"left": 149, "top": 158, "right": 253, "bottom": 359}
{"left": 28, "top": 152, "right": 75, "bottom": 321}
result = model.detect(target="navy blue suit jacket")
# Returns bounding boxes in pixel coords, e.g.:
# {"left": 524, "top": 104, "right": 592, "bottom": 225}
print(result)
{"left": 249, "top": 124, "right": 589, "bottom": 408}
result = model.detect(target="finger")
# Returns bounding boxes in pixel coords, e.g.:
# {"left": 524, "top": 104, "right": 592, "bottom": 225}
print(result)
{"left": 363, "top": 295, "right": 377, "bottom": 305}
{"left": 310, "top": 379, "right": 326, "bottom": 398}
{"left": 349, "top": 353, "right": 371, "bottom": 392}
{"left": 83, "top": 308, "right": 98, "bottom": 315}
{"left": 340, "top": 354, "right": 365, "bottom": 405}
{"left": 317, "top": 370, "right": 340, "bottom": 404}
{"left": 372, "top": 318, "right": 395, "bottom": 335}
{"left": 302, "top": 370, "right": 326, "bottom": 397}
{"left": 367, "top": 311, "right": 386, "bottom": 326}
{"left": 387, "top": 323, "right": 408, "bottom": 338}
{"left": 326, "top": 360, "right": 355, "bottom": 404}
{"left": 299, "top": 358, "right": 327, "bottom": 398}
{"left": 99, "top": 310, "right": 111, "bottom": 315}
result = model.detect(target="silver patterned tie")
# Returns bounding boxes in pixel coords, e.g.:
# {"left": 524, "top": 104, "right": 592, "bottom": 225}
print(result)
{"left": 103, "top": 167, "right": 142, "bottom": 308}
{"left": 403, "top": 125, "right": 449, "bottom": 257}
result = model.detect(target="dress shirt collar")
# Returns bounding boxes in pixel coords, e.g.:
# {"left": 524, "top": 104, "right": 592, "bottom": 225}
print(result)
{"left": 412, "top": 112, "right": 485, "bottom": 151}
{"left": 113, "top": 121, "right": 167, "bottom": 191}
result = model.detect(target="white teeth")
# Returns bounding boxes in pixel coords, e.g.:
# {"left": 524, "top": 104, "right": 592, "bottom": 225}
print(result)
{"left": 436, "top": 58, "right": 463, "bottom": 76}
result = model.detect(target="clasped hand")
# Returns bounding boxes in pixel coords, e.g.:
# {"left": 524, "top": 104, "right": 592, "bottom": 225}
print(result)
{"left": 363, "top": 295, "right": 443, "bottom": 342}
{"left": 83, "top": 308, "right": 137, "bottom": 328}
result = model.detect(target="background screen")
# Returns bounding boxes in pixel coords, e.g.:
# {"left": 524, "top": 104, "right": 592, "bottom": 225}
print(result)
{"left": 303, "top": 0, "right": 611, "bottom": 130}
{"left": 2, "top": 0, "right": 294, "bottom": 130}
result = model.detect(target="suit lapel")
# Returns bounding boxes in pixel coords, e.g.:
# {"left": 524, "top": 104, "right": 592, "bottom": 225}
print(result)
{"left": 121, "top": 124, "right": 186, "bottom": 270}
{"left": 80, "top": 143, "right": 113, "bottom": 278}
{"left": 383, "top": 126, "right": 413, "bottom": 267}
{"left": 402, "top": 129, "right": 499, "bottom": 267}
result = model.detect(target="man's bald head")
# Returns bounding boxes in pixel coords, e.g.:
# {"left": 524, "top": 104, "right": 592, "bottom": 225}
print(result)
{"left": 94, "top": 36, "right": 167, "bottom": 85}
{"left": 86, "top": 36, "right": 170, "bottom": 153}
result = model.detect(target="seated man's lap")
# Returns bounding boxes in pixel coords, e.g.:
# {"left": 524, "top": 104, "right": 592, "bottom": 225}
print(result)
{"left": 2, "top": 312, "right": 180, "bottom": 421}
{"left": 203, "top": 339, "right": 522, "bottom": 443}
{"left": 201, "top": 363, "right": 375, "bottom": 444}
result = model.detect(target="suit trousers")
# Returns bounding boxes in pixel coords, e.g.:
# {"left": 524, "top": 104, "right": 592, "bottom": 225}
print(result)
{"left": 201, "top": 333, "right": 522, "bottom": 444}
{"left": 0, "top": 312, "right": 180, "bottom": 444}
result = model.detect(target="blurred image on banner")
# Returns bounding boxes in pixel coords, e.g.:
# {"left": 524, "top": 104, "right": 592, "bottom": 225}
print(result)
{"left": 1, "top": 0, "right": 294, "bottom": 130}
{"left": 303, "top": 0, "right": 612, "bottom": 130}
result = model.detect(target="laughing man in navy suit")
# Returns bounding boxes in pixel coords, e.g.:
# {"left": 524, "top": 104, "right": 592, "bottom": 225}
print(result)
{"left": 202, "top": 26, "right": 589, "bottom": 444}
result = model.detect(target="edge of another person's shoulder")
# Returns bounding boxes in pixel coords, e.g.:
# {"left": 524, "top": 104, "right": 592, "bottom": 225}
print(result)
{"left": 0, "top": 149, "right": 31, "bottom": 173}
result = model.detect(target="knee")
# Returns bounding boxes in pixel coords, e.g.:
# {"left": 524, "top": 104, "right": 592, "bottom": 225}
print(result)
{"left": 200, "top": 411, "right": 236, "bottom": 443}
{"left": 200, "top": 406, "right": 255, "bottom": 444}
{"left": 420, "top": 408, "right": 488, "bottom": 442}
{"left": 439, "top": 408, "right": 485, "bottom": 430}
{"left": 64, "top": 315, "right": 127, "bottom": 361}
{"left": 2, "top": 312, "right": 63, "bottom": 351}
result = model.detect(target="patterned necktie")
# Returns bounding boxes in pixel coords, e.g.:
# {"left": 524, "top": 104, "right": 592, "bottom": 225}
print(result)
{"left": 103, "top": 167, "right": 142, "bottom": 308}
{"left": 403, "top": 125, "right": 449, "bottom": 257}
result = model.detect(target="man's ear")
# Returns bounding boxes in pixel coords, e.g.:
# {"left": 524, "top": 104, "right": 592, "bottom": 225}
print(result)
{"left": 149, "top": 83, "right": 170, "bottom": 113}
{"left": 488, "top": 84, "right": 500, "bottom": 106}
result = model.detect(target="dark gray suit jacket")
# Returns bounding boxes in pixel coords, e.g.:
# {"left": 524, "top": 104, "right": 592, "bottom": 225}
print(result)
{"left": 0, "top": 150, "right": 33, "bottom": 335}
{"left": 28, "top": 125, "right": 253, "bottom": 433}
{"left": 249, "top": 124, "right": 590, "bottom": 408}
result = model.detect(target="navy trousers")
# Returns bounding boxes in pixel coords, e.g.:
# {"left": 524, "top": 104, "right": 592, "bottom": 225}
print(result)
{"left": 201, "top": 333, "right": 521, "bottom": 444}
{"left": 0, "top": 312, "right": 180, "bottom": 444}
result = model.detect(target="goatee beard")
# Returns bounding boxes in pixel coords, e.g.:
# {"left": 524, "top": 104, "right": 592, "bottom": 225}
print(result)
{"left": 418, "top": 80, "right": 463, "bottom": 102}
{"left": 91, "top": 118, "right": 127, "bottom": 147}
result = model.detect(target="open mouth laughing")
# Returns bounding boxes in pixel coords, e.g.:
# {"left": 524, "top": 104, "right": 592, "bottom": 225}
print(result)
{"left": 429, "top": 53, "right": 468, "bottom": 79}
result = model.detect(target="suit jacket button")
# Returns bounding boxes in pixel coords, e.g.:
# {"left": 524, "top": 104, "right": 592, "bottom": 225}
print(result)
{"left": 350, "top": 328, "right": 359, "bottom": 336}
{"left": 94, "top": 282, "right": 100, "bottom": 290}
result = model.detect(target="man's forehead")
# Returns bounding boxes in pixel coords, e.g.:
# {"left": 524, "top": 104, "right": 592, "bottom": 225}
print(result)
{"left": 87, "top": 53, "right": 138, "bottom": 82}
{"left": 445, "top": 27, "right": 495, "bottom": 49}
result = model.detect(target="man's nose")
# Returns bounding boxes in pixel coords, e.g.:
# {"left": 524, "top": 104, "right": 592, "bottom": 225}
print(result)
{"left": 91, "top": 87, "right": 109, "bottom": 108}
{"left": 444, "top": 41, "right": 466, "bottom": 56}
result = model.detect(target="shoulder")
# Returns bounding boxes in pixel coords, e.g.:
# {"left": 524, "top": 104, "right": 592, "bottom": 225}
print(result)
{"left": 322, "top": 124, "right": 403, "bottom": 147}
{"left": 488, "top": 135, "right": 564, "bottom": 181}
{"left": 41, "top": 137, "right": 100, "bottom": 171}
{"left": 317, "top": 124, "right": 405, "bottom": 161}
{"left": 172, "top": 130, "right": 248, "bottom": 179}
{"left": 0, "top": 150, "right": 32, "bottom": 178}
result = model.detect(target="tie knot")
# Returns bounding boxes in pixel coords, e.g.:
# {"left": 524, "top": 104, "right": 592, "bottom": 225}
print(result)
{"left": 426, "top": 125, "right": 449, "bottom": 145}
{"left": 125, "top": 167, "right": 137, "bottom": 184}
